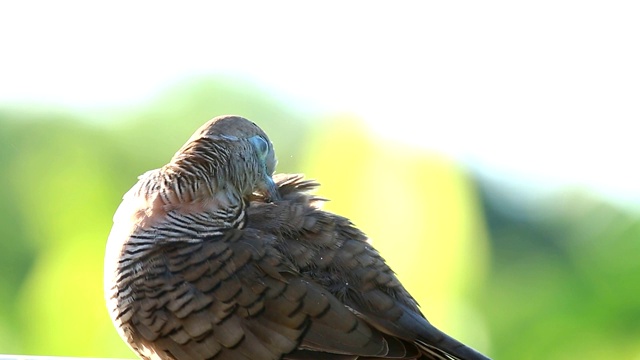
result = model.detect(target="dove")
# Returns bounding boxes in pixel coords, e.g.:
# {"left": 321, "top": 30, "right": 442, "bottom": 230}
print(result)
{"left": 105, "top": 115, "right": 490, "bottom": 360}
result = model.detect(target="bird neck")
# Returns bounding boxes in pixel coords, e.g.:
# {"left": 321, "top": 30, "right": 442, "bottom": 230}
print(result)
{"left": 158, "top": 163, "right": 245, "bottom": 220}
{"left": 114, "top": 165, "right": 247, "bottom": 241}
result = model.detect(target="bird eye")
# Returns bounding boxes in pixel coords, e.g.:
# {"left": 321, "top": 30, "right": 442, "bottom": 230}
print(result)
{"left": 249, "top": 135, "right": 270, "bottom": 159}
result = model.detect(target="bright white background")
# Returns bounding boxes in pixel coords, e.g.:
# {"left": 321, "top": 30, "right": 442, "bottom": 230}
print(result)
{"left": 1, "top": 1, "right": 639, "bottom": 205}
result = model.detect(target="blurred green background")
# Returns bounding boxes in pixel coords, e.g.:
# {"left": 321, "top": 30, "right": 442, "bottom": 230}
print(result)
{"left": 1, "top": 77, "right": 639, "bottom": 360}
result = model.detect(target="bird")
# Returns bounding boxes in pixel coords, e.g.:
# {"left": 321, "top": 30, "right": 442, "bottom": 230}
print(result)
{"left": 104, "top": 115, "right": 491, "bottom": 360}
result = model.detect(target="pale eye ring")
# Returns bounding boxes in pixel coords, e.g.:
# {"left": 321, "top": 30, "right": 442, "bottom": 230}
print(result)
{"left": 249, "top": 135, "right": 270, "bottom": 159}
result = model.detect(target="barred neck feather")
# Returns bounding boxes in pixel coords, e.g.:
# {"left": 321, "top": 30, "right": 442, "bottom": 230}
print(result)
{"left": 110, "top": 137, "right": 256, "bottom": 247}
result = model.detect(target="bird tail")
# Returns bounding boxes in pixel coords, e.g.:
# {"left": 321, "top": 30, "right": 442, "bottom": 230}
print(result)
{"left": 414, "top": 322, "right": 490, "bottom": 360}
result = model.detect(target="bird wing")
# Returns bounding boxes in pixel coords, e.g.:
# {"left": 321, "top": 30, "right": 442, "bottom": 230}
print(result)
{"left": 115, "top": 225, "right": 396, "bottom": 360}
{"left": 245, "top": 174, "right": 489, "bottom": 360}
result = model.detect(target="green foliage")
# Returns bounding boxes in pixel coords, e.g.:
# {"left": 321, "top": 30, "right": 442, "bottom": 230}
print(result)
{"left": 480, "top": 188, "right": 640, "bottom": 359}
{"left": 0, "top": 78, "right": 638, "bottom": 359}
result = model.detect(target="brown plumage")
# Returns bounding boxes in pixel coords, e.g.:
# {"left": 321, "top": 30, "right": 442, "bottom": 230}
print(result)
{"left": 104, "top": 115, "right": 490, "bottom": 360}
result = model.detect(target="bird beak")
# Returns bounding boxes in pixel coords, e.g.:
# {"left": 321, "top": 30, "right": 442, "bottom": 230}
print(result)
{"left": 260, "top": 175, "right": 281, "bottom": 202}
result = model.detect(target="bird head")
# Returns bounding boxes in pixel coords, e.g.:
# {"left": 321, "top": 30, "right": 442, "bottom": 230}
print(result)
{"left": 168, "top": 115, "right": 280, "bottom": 204}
